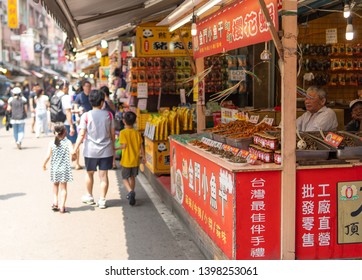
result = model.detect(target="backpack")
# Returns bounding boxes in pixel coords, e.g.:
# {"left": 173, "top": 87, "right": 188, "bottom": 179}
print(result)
{"left": 50, "top": 94, "right": 66, "bottom": 123}
{"left": 10, "top": 97, "right": 26, "bottom": 120}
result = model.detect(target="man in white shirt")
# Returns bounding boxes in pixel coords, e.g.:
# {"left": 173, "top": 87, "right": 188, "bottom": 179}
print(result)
{"left": 57, "top": 80, "right": 81, "bottom": 169}
{"left": 296, "top": 86, "right": 338, "bottom": 132}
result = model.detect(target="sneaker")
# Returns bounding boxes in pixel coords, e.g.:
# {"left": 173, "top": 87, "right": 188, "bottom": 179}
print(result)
{"left": 16, "top": 142, "right": 21, "bottom": 150}
{"left": 81, "top": 194, "right": 95, "bottom": 205}
{"left": 98, "top": 198, "right": 107, "bottom": 209}
{"left": 128, "top": 191, "right": 136, "bottom": 206}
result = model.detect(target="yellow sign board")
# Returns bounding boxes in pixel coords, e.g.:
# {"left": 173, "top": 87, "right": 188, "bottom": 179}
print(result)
{"left": 8, "top": 0, "right": 19, "bottom": 29}
{"left": 136, "top": 26, "right": 193, "bottom": 57}
{"left": 338, "top": 181, "right": 362, "bottom": 244}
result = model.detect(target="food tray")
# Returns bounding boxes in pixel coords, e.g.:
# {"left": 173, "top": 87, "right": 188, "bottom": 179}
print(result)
{"left": 212, "top": 131, "right": 229, "bottom": 143}
{"left": 307, "top": 131, "right": 362, "bottom": 160}
{"left": 202, "top": 129, "right": 225, "bottom": 140}
{"left": 225, "top": 136, "right": 253, "bottom": 150}
{"left": 335, "top": 131, "right": 362, "bottom": 159}
{"left": 296, "top": 132, "right": 334, "bottom": 161}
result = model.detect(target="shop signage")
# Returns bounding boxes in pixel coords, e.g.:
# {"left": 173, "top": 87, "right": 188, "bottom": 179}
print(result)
{"left": 7, "top": 0, "right": 19, "bottom": 29}
{"left": 338, "top": 181, "right": 362, "bottom": 244}
{"left": 20, "top": 33, "right": 34, "bottom": 61}
{"left": 326, "top": 28, "right": 338, "bottom": 44}
{"left": 193, "top": 0, "right": 278, "bottom": 59}
{"left": 235, "top": 171, "right": 281, "bottom": 259}
{"left": 136, "top": 26, "right": 193, "bottom": 57}
{"left": 99, "top": 66, "right": 110, "bottom": 82}
{"left": 137, "top": 82, "right": 148, "bottom": 98}
{"left": 296, "top": 167, "right": 362, "bottom": 259}
{"left": 34, "top": 43, "right": 43, "bottom": 53}
{"left": 170, "top": 140, "right": 234, "bottom": 258}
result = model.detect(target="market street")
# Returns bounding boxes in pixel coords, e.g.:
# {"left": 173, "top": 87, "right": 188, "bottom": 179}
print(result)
{"left": 0, "top": 119, "right": 205, "bottom": 260}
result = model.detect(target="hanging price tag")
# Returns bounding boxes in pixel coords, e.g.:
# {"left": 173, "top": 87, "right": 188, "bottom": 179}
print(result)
{"left": 324, "top": 132, "right": 344, "bottom": 148}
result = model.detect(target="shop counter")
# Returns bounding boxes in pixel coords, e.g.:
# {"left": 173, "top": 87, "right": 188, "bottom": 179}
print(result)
{"left": 167, "top": 138, "right": 362, "bottom": 260}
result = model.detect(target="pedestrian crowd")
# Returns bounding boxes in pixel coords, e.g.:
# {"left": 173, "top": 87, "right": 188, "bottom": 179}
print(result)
{"left": 4, "top": 68, "right": 145, "bottom": 213}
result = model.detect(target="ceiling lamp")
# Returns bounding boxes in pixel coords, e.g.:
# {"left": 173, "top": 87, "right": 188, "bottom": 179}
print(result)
{"left": 96, "top": 50, "right": 102, "bottom": 59}
{"left": 343, "top": 1, "right": 351, "bottom": 18}
{"left": 100, "top": 40, "right": 108, "bottom": 48}
{"left": 346, "top": 17, "right": 354, "bottom": 40}
{"left": 191, "top": 13, "right": 197, "bottom": 36}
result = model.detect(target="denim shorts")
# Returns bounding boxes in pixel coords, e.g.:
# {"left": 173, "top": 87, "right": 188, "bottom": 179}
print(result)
{"left": 121, "top": 166, "right": 139, "bottom": 179}
{"left": 85, "top": 156, "right": 113, "bottom": 171}
{"left": 65, "top": 124, "right": 78, "bottom": 144}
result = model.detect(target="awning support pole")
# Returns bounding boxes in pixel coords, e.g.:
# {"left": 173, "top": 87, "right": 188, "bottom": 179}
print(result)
{"left": 257, "top": 0, "right": 284, "bottom": 60}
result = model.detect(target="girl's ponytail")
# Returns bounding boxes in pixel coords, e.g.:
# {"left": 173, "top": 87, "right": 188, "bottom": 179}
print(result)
{"left": 53, "top": 122, "right": 66, "bottom": 146}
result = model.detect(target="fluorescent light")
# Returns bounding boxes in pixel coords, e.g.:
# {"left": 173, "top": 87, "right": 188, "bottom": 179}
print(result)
{"left": 144, "top": 0, "right": 163, "bottom": 9}
{"left": 169, "top": 13, "right": 193, "bottom": 32}
{"left": 196, "top": 0, "right": 222, "bottom": 16}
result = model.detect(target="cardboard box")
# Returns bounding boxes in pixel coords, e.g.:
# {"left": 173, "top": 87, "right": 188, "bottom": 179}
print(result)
{"left": 145, "top": 137, "right": 170, "bottom": 175}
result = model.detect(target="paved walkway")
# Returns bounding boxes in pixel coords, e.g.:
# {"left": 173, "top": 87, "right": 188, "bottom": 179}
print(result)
{"left": 0, "top": 118, "right": 205, "bottom": 260}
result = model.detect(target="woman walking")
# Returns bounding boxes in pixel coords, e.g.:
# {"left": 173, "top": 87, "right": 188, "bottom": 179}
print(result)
{"left": 34, "top": 88, "right": 50, "bottom": 138}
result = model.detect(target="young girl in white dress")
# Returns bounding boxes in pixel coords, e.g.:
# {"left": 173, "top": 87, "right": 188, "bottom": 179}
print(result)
{"left": 43, "top": 123, "right": 75, "bottom": 213}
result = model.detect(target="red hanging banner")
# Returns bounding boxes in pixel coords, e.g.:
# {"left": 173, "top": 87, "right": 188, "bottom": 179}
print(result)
{"left": 193, "top": 0, "right": 278, "bottom": 59}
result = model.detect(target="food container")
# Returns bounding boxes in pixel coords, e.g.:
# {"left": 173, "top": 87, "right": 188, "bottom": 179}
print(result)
{"left": 263, "top": 148, "right": 274, "bottom": 163}
{"left": 274, "top": 150, "right": 282, "bottom": 164}
{"left": 226, "top": 135, "right": 253, "bottom": 150}
{"left": 334, "top": 131, "right": 362, "bottom": 159}
{"left": 296, "top": 132, "right": 334, "bottom": 161}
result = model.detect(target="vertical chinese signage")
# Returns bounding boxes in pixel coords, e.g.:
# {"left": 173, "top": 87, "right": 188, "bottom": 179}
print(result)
{"left": 235, "top": 171, "right": 281, "bottom": 259}
{"left": 338, "top": 181, "right": 362, "bottom": 244}
{"left": 296, "top": 167, "right": 362, "bottom": 259}
{"left": 136, "top": 26, "right": 193, "bottom": 57}
{"left": 170, "top": 140, "right": 234, "bottom": 258}
{"left": 7, "top": 0, "right": 19, "bottom": 29}
{"left": 193, "top": 0, "right": 278, "bottom": 59}
{"left": 20, "top": 33, "right": 34, "bottom": 61}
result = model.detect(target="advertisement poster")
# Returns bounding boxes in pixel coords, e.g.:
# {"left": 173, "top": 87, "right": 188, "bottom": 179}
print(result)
{"left": 170, "top": 140, "right": 234, "bottom": 258}
{"left": 296, "top": 167, "right": 362, "bottom": 259}
{"left": 136, "top": 26, "right": 193, "bottom": 57}
{"left": 193, "top": 0, "right": 278, "bottom": 59}
{"left": 99, "top": 66, "right": 110, "bottom": 82}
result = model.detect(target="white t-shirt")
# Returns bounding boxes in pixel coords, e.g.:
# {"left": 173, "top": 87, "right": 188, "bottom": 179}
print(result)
{"left": 78, "top": 109, "right": 114, "bottom": 158}
{"left": 35, "top": 95, "right": 49, "bottom": 112}
{"left": 57, "top": 91, "right": 72, "bottom": 125}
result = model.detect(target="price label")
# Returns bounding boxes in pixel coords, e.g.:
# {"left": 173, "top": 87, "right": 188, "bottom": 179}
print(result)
{"left": 237, "top": 149, "right": 250, "bottom": 158}
{"left": 261, "top": 117, "right": 274, "bottom": 126}
{"left": 249, "top": 115, "right": 259, "bottom": 124}
{"left": 324, "top": 132, "right": 344, "bottom": 148}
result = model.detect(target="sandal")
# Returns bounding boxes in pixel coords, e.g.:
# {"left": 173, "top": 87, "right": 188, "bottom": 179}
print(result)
{"left": 51, "top": 204, "right": 59, "bottom": 211}
{"left": 59, "top": 207, "right": 68, "bottom": 213}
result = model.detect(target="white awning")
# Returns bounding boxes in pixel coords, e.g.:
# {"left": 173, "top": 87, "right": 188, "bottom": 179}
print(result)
{"left": 31, "top": 70, "right": 44, "bottom": 79}
{"left": 20, "top": 68, "right": 31, "bottom": 76}
{"left": 41, "top": 67, "right": 62, "bottom": 77}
